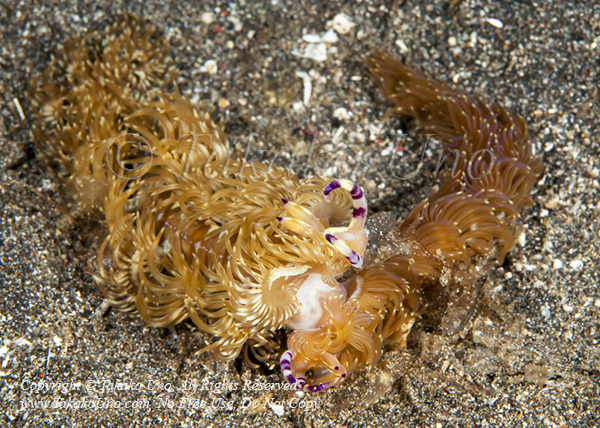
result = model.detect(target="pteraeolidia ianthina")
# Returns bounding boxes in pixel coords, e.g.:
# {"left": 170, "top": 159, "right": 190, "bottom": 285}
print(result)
{"left": 29, "top": 15, "right": 543, "bottom": 392}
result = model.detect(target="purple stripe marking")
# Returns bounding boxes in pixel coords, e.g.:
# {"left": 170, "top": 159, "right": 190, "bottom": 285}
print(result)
{"left": 350, "top": 184, "right": 364, "bottom": 200}
{"left": 306, "top": 384, "right": 328, "bottom": 392}
{"left": 324, "top": 180, "right": 341, "bottom": 196}
{"left": 346, "top": 251, "right": 360, "bottom": 265}
{"left": 276, "top": 217, "right": 283, "bottom": 222}
{"left": 286, "top": 375, "right": 295, "bottom": 383}
{"left": 312, "top": 383, "right": 328, "bottom": 392}
{"left": 353, "top": 207, "right": 366, "bottom": 218}
{"left": 325, "top": 233, "right": 337, "bottom": 243}
{"left": 281, "top": 198, "right": 289, "bottom": 204}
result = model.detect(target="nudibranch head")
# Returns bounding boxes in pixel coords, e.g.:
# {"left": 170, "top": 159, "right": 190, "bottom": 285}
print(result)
{"left": 283, "top": 287, "right": 375, "bottom": 392}
{"left": 276, "top": 180, "right": 375, "bottom": 392}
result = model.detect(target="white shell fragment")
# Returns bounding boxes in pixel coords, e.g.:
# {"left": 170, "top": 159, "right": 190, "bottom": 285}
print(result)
{"left": 541, "top": 307, "right": 551, "bottom": 320}
{"left": 268, "top": 400, "right": 285, "bottom": 416}
{"left": 294, "top": 28, "right": 340, "bottom": 63}
{"left": 322, "top": 28, "right": 339, "bottom": 43}
{"left": 332, "top": 107, "right": 349, "bottom": 121}
{"left": 302, "top": 29, "right": 338, "bottom": 44}
{"left": 302, "top": 34, "right": 323, "bottom": 43}
{"left": 486, "top": 18, "right": 504, "bottom": 28}
{"left": 292, "top": 42, "right": 328, "bottom": 62}
{"left": 294, "top": 71, "right": 312, "bottom": 106}
{"left": 12, "top": 98, "right": 25, "bottom": 120}
{"left": 395, "top": 39, "right": 409, "bottom": 53}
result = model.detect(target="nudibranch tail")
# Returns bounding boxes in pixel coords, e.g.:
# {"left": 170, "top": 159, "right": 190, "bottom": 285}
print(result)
{"left": 325, "top": 233, "right": 363, "bottom": 268}
{"left": 366, "top": 51, "right": 544, "bottom": 264}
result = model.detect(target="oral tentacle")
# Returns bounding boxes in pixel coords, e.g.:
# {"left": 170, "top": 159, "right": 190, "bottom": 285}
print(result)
{"left": 276, "top": 216, "right": 315, "bottom": 236}
{"left": 320, "top": 352, "right": 347, "bottom": 380}
{"left": 279, "top": 350, "right": 306, "bottom": 389}
{"left": 279, "top": 350, "right": 335, "bottom": 393}
{"left": 325, "top": 233, "right": 363, "bottom": 268}
{"left": 320, "top": 179, "right": 369, "bottom": 268}
{"left": 302, "top": 381, "right": 331, "bottom": 393}
{"left": 277, "top": 179, "right": 369, "bottom": 269}
{"left": 281, "top": 199, "right": 325, "bottom": 231}
{"left": 324, "top": 179, "right": 368, "bottom": 230}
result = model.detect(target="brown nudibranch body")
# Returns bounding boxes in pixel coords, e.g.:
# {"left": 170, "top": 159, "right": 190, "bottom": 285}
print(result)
{"left": 30, "top": 16, "right": 542, "bottom": 392}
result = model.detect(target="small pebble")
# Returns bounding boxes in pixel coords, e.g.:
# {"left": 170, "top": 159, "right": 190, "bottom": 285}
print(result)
{"left": 200, "top": 59, "right": 218, "bottom": 74}
{"left": 395, "top": 39, "right": 409, "bottom": 53}
{"left": 302, "top": 123, "right": 319, "bottom": 142}
{"left": 569, "top": 260, "right": 583, "bottom": 270}
{"left": 201, "top": 12, "right": 215, "bottom": 24}
{"left": 333, "top": 107, "right": 349, "bottom": 121}
{"left": 541, "top": 307, "right": 551, "bottom": 320}
{"left": 331, "top": 13, "right": 355, "bottom": 35}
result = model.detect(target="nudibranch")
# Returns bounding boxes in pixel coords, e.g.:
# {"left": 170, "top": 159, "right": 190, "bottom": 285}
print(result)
{"left": 29, "top": 14, "right": 372, "bottom": 392}
{"left": 29, "top": 15, "right": 543, "bottom": 393}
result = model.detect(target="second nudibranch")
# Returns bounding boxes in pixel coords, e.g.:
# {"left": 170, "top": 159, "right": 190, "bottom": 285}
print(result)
{"left": 278, "top": 179, "right": 372, "bottom": 392}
